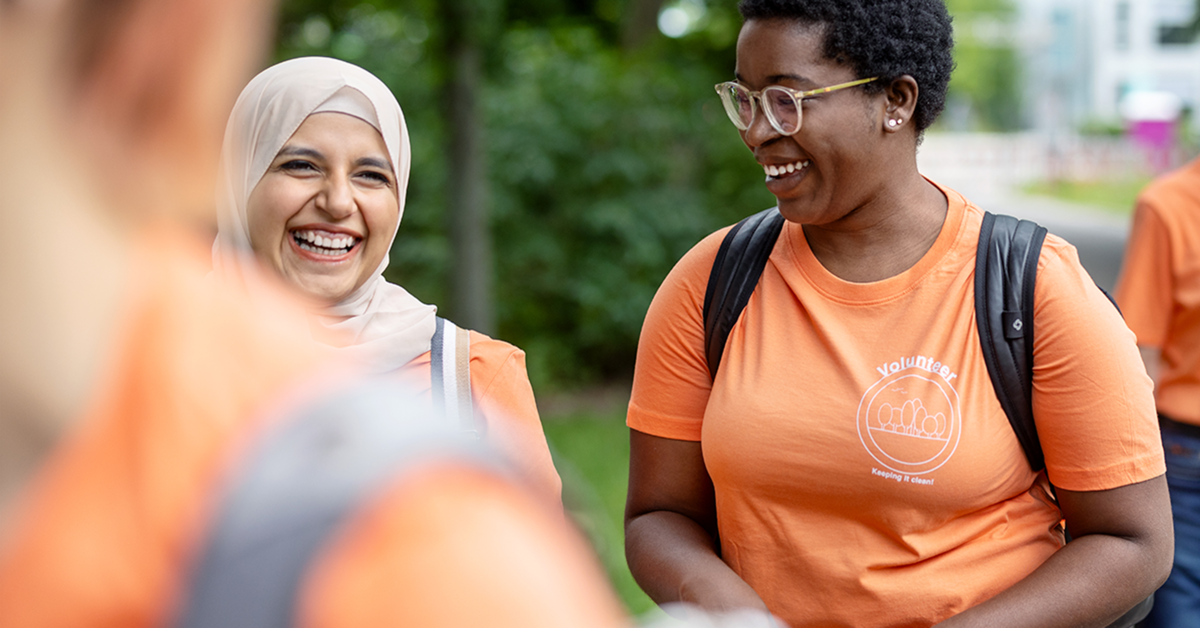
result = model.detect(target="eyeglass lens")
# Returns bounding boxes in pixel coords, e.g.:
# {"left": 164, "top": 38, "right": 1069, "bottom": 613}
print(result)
{"left": 764, "top": 88, "right": 800, "bottom": 134}
{"left": 719, "top": 84, "right": 754, "bottom": 129}
{"left": 718, "top": 84, "right": 801, "bottom": 135}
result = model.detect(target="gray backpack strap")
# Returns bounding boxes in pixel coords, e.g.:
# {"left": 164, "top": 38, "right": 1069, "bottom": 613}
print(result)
{"left": 172, "top": 381, "right": 495, "bottom": 628}
{"left": 431, "top": 317, "right": 478, "bottom": 437}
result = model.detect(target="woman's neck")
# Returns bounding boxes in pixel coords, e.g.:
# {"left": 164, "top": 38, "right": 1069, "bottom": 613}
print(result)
{"left": 802, "top": 174, "right": 948, "bottom": 283}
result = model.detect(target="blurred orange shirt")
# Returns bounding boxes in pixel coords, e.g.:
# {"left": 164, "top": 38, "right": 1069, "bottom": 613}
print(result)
{"left": 302, "top": 462, "right": 624, "bottom": 628}
{"left": 1116, "top": 156, "right": 1200, "bottom": 426}
{"left": 0, "top": 230, "right": 624, "bottom": 628}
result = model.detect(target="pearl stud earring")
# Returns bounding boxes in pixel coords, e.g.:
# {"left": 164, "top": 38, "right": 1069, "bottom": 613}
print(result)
{"left": 888, "top": 119, "right": 900, "bottom": 127}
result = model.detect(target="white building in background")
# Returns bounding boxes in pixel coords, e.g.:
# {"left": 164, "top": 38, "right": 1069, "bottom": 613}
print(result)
{"left": 1013, "top": 0, "right": 1200, "bottom": 133}
{"left": 919, "top": 1, "right": 1199, "bottom": 193}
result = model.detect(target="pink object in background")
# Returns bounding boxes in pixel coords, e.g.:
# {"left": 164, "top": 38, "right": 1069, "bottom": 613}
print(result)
{"left": 1121, "top": 91, "right": 1184, "bottom": 174}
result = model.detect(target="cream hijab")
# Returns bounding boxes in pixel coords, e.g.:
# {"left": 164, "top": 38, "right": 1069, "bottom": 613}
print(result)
{"left": 214, "top": 56, "right": 437, "bottom": 373}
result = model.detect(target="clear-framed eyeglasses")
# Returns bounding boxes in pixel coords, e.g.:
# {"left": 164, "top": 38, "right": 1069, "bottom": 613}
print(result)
{"left": 713, "top": 77, "right": 878, "bottom": 136}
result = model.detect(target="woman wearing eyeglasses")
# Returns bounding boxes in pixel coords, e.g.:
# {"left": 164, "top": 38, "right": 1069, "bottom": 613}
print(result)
{"left": 624, "top": 1, "right": 1171, "bottom": 627}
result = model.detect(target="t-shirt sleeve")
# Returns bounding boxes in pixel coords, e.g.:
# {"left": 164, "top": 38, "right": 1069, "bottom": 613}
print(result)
{"left": 626, "top": 230, "right": 729, "bottom": 441}
{"left": 1115, "top": 200, "right": 1174, "bottom": 348}
{"left": 468, "top": 333, "right": 563, "bottom": 505}
{"left": 1031, "top": 236, "right": 1165, "bottom": 491}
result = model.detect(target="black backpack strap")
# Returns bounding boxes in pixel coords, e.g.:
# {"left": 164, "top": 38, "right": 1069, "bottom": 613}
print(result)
{"left": 975, "top": 212, "right": 1048, "bottom": 472}
{"left": 172, "top": 380, "right": 499, "bottom": 628}
{"left": 976, "top": 213, "right": 1153, "bottom": 628}
{"left": 703, "top": 207, "right": 786, "bottom": 379}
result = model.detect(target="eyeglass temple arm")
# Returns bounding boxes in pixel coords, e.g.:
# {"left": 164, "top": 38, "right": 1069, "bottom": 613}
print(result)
{"left": 799, "top": 76, "right": 878, "bottom": 98}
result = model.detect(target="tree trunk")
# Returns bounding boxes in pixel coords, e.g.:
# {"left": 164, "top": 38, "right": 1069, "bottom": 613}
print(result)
{"left": 441, "top": 1, "right": 494, "bottom": 334}
{"left": 621, "top": 0, "right": 665, "bottom": 51}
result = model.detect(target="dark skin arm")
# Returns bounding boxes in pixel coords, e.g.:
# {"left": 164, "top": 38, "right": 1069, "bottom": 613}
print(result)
{"left": 627, "top": 429, "right": 1172, "bottom": 626}
{"left": 935, "top": 474, "right": 1173, "bottom": 628}
{"left": 624, "top": 429, "right": 769, "bottom": 613}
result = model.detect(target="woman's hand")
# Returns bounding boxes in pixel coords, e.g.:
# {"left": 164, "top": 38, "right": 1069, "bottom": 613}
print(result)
{"left": 625, "top": 429, "right": 770, "bottom": 614}
{"left": 934, "top": 474, "right": 1173, "bottom": 628}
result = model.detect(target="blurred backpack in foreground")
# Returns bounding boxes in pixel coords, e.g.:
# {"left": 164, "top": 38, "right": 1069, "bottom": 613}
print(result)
{"left": 173, "top": 380, "right": 623, "bottom": 628}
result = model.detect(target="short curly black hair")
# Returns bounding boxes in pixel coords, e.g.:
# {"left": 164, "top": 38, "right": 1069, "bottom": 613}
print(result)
{"left": 738, "top": 0, "right": 954, "bottom": 132}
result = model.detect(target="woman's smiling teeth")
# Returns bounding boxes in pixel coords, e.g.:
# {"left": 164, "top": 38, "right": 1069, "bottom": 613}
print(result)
{"left": 292, "top": 229, "right": 358, "bottom": 256}
{"left": 764, "top": 159, "right": 810, "bottom": 179}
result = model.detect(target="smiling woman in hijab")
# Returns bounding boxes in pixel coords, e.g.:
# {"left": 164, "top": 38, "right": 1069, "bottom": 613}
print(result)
{"left": 214, "top": 57, "right": 561, "bottom": 503}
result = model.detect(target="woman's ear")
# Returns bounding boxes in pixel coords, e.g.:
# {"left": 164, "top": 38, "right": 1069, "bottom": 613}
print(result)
{"left": 882, "top": 75, "right": 919, "bottom": 133}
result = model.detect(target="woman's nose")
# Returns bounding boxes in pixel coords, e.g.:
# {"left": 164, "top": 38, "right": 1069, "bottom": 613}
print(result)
{"left": 742, "top": 107, "right": 782, "bottom": 148}
{"left": 317, "top": 175, "right": 356, "bottom": 219}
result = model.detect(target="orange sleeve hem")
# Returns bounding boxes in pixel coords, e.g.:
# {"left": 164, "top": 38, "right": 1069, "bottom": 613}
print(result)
{"left": 1049, "top": 455, "right": 1166, "bottom": 493}
{"left": 626, "top": 403, "right": 702, "bottom": 442}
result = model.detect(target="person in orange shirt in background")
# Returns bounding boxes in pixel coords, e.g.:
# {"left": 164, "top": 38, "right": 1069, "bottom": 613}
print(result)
{"left": 0, "top": 0, "right": 625, "bottom": 626}
{"left": 1115, "top": 154, "right": 1200, "bottom": 628}
{"left": 212, "top": 56, "right": 561, "bottom": 503}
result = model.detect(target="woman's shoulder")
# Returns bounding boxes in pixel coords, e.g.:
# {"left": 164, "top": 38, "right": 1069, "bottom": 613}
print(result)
{"left": 1033, "top": 232, "right": 1127, "bottom": 331}
{"left": 463, "top": 330, "right": 534, "bottom": 390}
{"left": 685, "top": 222, "right": 739, "bottom": 267}
{"left": 462, "top": 330, "right": 539, "bottom": 415}
{"left": 655, "top": 222, "right": 742, "bottom": 300}
{"left": 1036, "top": 231, "right": 1086, "bottom": 277}
{"left": 404, "top": 326, "right": 523, "bottom": 379}
{"left": 465, "top": 329, "right": 524, "bottom": 363}
{"left": 1141, "top": 156, "right": 1200, "bottom": 206}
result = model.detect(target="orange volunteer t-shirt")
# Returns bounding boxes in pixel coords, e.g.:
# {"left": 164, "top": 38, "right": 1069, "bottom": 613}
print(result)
{"left": 397, "top": 334, "right": 562, "bottom": 503}
{"left": 628, "top": 183, "right": 1163, "bottom": 628}
{"left": 1115, "top": 156, "right": 1200, "bottom": 426}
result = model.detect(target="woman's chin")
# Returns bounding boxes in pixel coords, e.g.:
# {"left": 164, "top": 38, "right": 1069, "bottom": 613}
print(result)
{"left": 281, "top": 275, "right": 359, "bottom": 308}
{"left": 275, "top": 247, "right": 371, "bottom": 306}
{"left": 775, "top": 199, "right": 821, "bottom": 225}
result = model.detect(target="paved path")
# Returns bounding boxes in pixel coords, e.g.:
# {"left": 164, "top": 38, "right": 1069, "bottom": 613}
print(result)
{"left": 918, "top": 138, "right": 1135, "bottom": 293}
{"left": 959, "top": 186, "right": 1130, "bottom": 294}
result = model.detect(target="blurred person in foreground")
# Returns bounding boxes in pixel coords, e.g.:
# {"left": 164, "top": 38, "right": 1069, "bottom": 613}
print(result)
{"left": 624, "top": 1, "right": 1172, "bottom": 627}
{"left": 0, "top": 0, "right": 626, "bottom": 626}
{"left": 1115, "top": 153, "right": 1200, "bottom": 627}
{"left": 212, "top": 56, "right": 561, "bottom": 504}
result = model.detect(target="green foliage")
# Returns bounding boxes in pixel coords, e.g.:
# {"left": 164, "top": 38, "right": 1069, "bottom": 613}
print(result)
{"left": 275, "top": 0, "right": 771, "bottom": 389}
{"left": 941, "top": 0, "right": 1022, "bottom": 131}
{"left": 543, "top": 409, "right": 654, "bottom": 615}
{"left": 1077, "top": 118, "right": 1126, "bottom": 138}
{"left": 1020, "top": 177, "right": 1152, "bottom": 215}
{"left": 485, "top": 25, "right": 770, "bottom": 384}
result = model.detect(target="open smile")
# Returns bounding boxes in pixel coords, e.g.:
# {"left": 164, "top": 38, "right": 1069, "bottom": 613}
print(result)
{"left": 290, "top": 228, "right": 362, "bottom": 259}
{"left": 763, "top": 159, "right": 810, "bottom": 180}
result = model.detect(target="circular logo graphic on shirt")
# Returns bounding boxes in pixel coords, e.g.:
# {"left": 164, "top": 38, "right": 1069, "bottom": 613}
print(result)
{"left": 857, "top": 370, "right": 960, "bottom": 475}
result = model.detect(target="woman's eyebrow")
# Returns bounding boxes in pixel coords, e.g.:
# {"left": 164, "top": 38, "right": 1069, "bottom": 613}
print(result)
{"left": 732, "top": 72, "right": 816, "bottom": 87}
{"left": 356, "top": 157, "right": 392, "bottom": 172}
{"left": 769, "top": 73, "right": 815, "bottom": 86}
{"left": 277, "top": 146, "right": 323, "bottom": 160}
